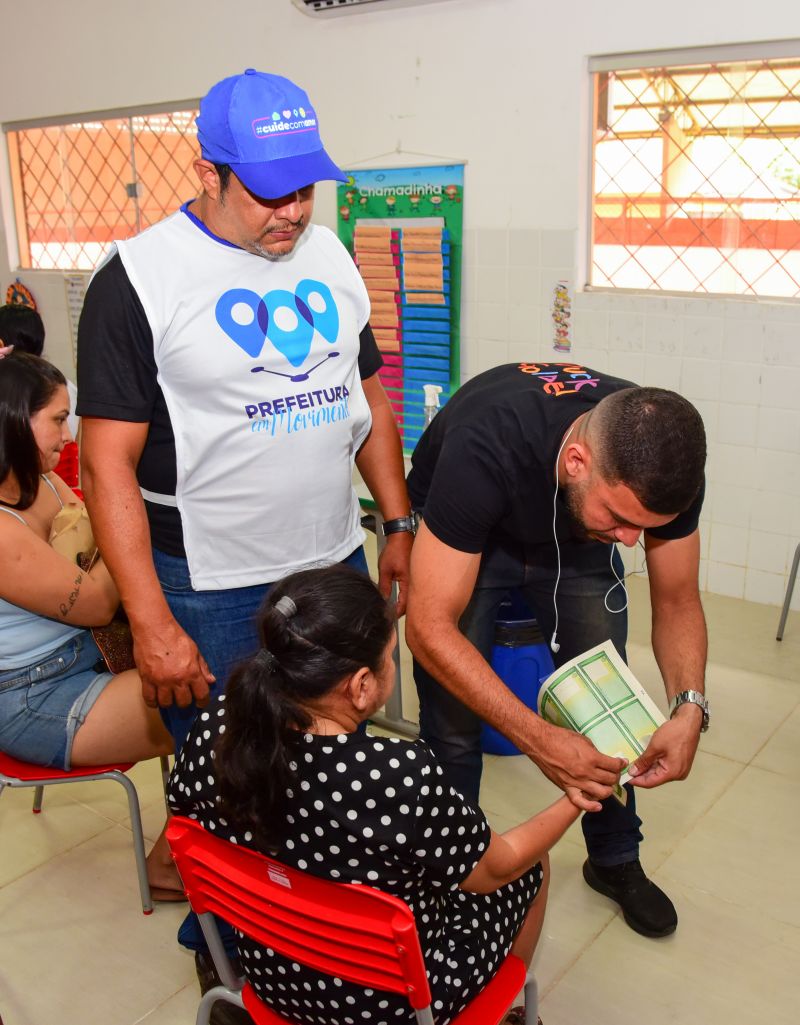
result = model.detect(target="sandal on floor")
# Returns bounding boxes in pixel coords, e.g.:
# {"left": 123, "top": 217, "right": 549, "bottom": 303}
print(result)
{"left": 503, "top": 1008, "right": 543, "bottom": 1025}
{"left": 149, "top": 885, "right": 188, "bottom": 903}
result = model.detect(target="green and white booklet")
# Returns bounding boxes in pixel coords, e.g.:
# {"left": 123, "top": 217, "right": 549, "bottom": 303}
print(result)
{"left": 537, "top": 641, "right": 665, "bottom": 802}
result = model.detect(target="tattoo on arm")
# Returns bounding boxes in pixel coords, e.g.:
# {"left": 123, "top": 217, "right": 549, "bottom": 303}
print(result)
{"left": 59, "top": 573, "right": 84, "bottom": 618}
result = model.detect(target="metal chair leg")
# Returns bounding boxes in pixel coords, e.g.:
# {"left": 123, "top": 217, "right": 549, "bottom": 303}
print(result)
{"left": 524, "top": 974, "right": 539, "bottom": 1025}
{"left": 113, "top": 770, "right": 154, "bottom": 914}
{"left": 195, "top": 986, "right": 245, "bottom": 1025}
{"left": 32, "top": 785, "right": 44, "bottom": 813}
{"left": 776, "top": 542, "right": 800, "bottom": 641}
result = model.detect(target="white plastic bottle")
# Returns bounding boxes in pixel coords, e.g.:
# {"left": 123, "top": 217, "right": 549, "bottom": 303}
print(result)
{"left": 422, "top": 384, "right": 443, "bottom": 427}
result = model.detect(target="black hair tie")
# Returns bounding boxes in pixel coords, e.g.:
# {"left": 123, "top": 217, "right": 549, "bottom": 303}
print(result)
{"left": 255, "top": 648, "right": 279, "bottom": 673}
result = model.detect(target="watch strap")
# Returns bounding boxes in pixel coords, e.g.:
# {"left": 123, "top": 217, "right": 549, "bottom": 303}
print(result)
{"left": 381, "top": 515, "right": 416, "bottom": 537}
{"left": 669, "top": 689, "right": 709, "bottom": 732}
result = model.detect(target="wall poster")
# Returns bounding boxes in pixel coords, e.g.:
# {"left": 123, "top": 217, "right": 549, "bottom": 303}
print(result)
{"left": 337, "top": 164, "right": 463, "bottom": 453}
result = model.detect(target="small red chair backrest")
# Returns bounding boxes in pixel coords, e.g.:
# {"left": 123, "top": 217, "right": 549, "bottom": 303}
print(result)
{"left": 54, "top": 441, "right": 80, "bottom": 490}
{"left": 166, "top": 815, "right": 433, "bottom": 1010}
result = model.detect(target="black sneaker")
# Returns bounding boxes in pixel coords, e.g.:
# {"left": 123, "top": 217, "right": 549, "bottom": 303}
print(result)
{"left": 582, "top": 858, "right": 678, "bottom": 937}
{"left": 194, "top": 950, "right": 255, "bottom": 1025}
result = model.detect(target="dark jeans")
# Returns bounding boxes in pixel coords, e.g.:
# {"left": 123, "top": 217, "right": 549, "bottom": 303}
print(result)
{"left": 154, "top": 545, "right": 370, "bottom": 753}
{"left": 413, "top": 539, "right": 643, "bottom": 867}
{"left": 152, "top": 544, "right": 370, "bottom": 952}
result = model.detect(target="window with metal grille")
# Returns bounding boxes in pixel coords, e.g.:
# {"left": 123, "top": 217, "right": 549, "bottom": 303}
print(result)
{"left": 4, "top": 102, "right": 199, "bottom": 271}
{"left": 590, "top": 42, "right": 800, "bottom": 299}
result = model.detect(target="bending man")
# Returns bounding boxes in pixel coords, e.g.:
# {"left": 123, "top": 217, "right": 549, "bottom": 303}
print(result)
{"left": 406, "top": 360, "right": 708, "bottom": 939}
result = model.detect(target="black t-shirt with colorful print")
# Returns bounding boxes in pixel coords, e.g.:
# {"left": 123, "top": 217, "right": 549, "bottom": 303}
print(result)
{"left": 407, "top": 362, "right": 704, "bottom": 567}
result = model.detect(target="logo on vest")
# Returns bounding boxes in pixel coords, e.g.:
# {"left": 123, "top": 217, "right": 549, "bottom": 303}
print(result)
{"left": 215, "top": 278, "right": 340, "bottom": 381}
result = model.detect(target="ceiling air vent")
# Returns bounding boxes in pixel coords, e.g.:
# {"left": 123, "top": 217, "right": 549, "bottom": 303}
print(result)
{"left": 292, "top": 0, "right": 450, "bottom": 15}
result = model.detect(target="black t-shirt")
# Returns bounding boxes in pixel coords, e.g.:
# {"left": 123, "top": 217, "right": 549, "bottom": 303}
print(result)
{"left": 77, "top": 253, "right": 383, "bottom": 556}
{"left": 407, "top": 362, "right": 704, "bottom": 566}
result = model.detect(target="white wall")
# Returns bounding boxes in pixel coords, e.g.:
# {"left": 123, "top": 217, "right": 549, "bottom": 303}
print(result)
{"left": 1, "top": 0, "right": 798, "bottom": 609}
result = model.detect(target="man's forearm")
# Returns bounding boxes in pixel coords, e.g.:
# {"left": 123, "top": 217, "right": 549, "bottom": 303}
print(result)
{"left": 408, "top": 610, "right": 625, "bottom": 806}
{"left": 651, "top": 594, "right": 707, "bottom": 701}
{"left": 82, "top": 460, "right": 174, "bottom": 632}
{"left": 408, "top": 616, "right": 547, "bottom": 754}
{"left": 355, "top": 404, "right": 410, "bottom": 520}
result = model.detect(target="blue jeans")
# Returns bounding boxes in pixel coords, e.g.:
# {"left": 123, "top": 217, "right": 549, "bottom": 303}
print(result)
{"left": 413, "top": 539, "right": 643, "bottom": 866}
{"left": 152, "top": 544, "right": 369, "bottom": 952}
{"left": 153, "top": 546, "right": 370, "bottom": 754}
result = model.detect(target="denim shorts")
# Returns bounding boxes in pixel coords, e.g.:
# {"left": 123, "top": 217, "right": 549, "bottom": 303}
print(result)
{"left": 0, "top": 632, "right": 113, "bottom": 770}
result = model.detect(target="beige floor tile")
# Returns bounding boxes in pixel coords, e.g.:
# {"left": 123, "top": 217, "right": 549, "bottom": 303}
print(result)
{"left": 0, "top": 784, "right": 115, "bottom": 887}
{"left": 479, "top": 734, "right": 746, "bottom": 870}
{"left": 752, "top": 703, "right": 800, "bottom": 780}
{"left": 628, "top": 750, "right": 745, "bottom": 867}
{"left": 624, "top": 639, "right": 800, "bottom": 766}
{"left": 134, "top": 978, "right": 201, "bottom": 1024}
{"left": 59, "top": 758, "right": 170, "bottom": 829}
{"left": 627, "top": 576, "right": 800, "bottom": 680}
{"left": 661, "top": 765, "right": 800, "bottom": 929}
{"left": 694, "top": 662, "right": 798, "bottom": 763}
{"left": 0, "top": 826, "right": 191, "bottom": 1025}
{"left": 540, "top": 880, "right": 800, "bottom": 1025}
{"left": 533, "top": 840, "right": 619, "bottom": 992}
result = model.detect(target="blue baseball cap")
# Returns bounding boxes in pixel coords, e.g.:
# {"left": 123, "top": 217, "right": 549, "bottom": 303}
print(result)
{"left": 196, "top": 69, "right": 346, "bottom": 199}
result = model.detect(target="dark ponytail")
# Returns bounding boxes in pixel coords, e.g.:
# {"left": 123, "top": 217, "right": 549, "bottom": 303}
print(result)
{"left": 216, "top": 564, "right": 394, "bottom": 849}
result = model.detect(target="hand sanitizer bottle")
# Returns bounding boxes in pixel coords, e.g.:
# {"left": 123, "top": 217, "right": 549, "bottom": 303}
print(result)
{"left": 423, "top": 384, "right": 443, "bottom": 428}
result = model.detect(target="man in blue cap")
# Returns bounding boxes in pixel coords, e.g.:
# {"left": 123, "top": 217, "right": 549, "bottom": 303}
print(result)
{"left": 77, "top": 70, "right": 413, "bottom": 1023}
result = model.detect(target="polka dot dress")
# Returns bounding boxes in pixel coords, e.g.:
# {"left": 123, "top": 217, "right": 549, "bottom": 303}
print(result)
{"left": 169, "top": 695, "right": 542, "bottom": 1025}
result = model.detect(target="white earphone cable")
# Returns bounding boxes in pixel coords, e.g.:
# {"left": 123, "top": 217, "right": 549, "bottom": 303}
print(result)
{"left": 551, "top": 426, "right": 647, "bottom": 652}
{"left": 550, "top": 428, "right": 573, "bottom": 654}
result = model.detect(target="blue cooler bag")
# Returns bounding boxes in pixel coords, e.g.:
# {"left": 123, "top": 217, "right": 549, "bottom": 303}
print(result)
{"left": 481, "top": 604, "right": 555, "bottom": 756}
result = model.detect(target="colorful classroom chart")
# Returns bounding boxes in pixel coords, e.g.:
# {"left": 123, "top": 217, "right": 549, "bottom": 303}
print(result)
{"left": 337, "top": 165, "right": 464, "bottom": 453}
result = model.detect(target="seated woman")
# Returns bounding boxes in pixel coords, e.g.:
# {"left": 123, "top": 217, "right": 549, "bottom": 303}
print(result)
{"left": 169, "top": 564, "right": 581, "bottom": 1025}
{"left": 0, "top": 351, "right": 180, "bottom": 899}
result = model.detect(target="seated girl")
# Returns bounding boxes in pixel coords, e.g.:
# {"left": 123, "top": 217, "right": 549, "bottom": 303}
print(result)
{"left": 168, "top": 564, "right": 581, "bottom": 1025}
{"left": 0, "top": 351, "right": 180, "bottom": 898}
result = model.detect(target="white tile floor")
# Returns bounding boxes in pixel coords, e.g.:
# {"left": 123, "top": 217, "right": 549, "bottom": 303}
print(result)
{"left": 0, "top": 577, "right": 797, "bottom": 1025}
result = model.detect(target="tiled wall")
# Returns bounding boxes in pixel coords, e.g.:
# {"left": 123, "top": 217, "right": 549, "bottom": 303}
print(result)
{"left": 461, "top": 227, "right": 800, "bottom": 610}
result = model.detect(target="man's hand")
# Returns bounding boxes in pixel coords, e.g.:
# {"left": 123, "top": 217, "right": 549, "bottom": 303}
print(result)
{"left": 525, "top": 723, "right": 627, "bottom": 812}
{"left": 134, "top": 619, "right": 216, "bottom": 709}
{"left": 627, "top": 705, "right": 702, "bottom": 788}
{"left": 377, "top": 531, "right": 413, "bottom": 616}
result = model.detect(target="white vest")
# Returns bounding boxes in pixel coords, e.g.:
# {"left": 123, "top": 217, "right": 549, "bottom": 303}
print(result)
{"left": 116, "top": 214, "right": 371, "bottom": 589}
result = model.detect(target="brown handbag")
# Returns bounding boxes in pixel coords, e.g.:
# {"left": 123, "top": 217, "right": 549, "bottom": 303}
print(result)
{"left": 77, "top": 549, "right": 136, "bottom": 675}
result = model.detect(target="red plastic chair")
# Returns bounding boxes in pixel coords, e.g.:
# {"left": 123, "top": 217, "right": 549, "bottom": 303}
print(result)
{"left": 53, "top": 440, "right": 80, "bottom": 491}
{"left": 0, "top": 751, "right": 170, "bottom": 914}
{"left": 167, "top": 815, "right": 539, "bottom": 1025}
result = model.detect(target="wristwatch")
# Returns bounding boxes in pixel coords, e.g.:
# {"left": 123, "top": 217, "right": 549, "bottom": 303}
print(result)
{"left": 381, "top": 515, "right": 416, "bottom": 537}
{"left": 669, "top": 690, "right": 710, "bottom": 733}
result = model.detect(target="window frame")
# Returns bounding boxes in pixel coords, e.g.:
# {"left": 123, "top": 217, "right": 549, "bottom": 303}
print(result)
{"left": 586, "top": 38, "right": 800, "bottom": 301}
{"left": 2, "top": 98, "right": 200, "bottom": 273}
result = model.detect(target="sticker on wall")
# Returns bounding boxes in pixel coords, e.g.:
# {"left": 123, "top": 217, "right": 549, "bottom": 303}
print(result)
{"left": 552, "top": 279, "right": 572, "bottom": 353}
